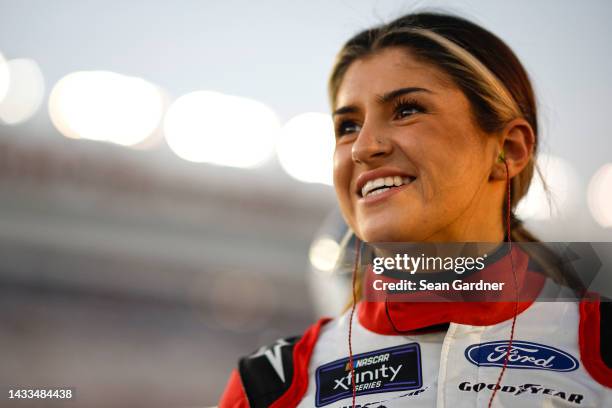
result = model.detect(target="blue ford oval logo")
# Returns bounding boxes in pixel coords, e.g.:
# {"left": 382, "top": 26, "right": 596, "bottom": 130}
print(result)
{"left": 464, "top": 340, "right": 579, "bottom": 372}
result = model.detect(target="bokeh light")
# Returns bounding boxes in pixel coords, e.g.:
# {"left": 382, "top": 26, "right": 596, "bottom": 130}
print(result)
{"left": 515, "top": 154, "right": 579, "bottom": 220}
{"left": 0, "top": 58, "right": 44, "bottom": 125}
{"left": 309, "top": 236, "right": 341, "bottom": 273}
{"left": 164, "top": 91, "right": 280, "bottom": 168}
{"left": 276, "top": 112, "right": 335, "bottom": 185}
{"left": 0, "top": 51, "right": 10, "bottom": 103}
{"left": 49, "top": 71, "right": 164, "bottom": 146}
{"left": 587, "top": 163, "right": 612, "bottom": 228}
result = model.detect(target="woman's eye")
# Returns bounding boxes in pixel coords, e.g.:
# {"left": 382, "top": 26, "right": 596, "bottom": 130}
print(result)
{"left": 336, "top": 121, "right": 361, "bottom": 137}
{"left": 393, "top": 101, "right": 425, "bottom": 120}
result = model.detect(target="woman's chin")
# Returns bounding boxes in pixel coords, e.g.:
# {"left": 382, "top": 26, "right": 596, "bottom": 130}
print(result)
{"left": 358, "top": 222, "right": 418, "bottom": 243}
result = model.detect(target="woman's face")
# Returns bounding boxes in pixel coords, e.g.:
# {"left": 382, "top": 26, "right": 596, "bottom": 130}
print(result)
{"left": 333, "top": 47, "right": 502, "bottom": 242}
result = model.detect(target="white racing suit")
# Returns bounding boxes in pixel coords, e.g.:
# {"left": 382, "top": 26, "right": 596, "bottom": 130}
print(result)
{"left": 219, "top": 247, "right": 612, "bottom": 407}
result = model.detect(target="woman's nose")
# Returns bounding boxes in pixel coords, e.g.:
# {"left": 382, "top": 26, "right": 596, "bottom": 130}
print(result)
{"left": 351, "top": 125, "right": 392, "bottom": 164}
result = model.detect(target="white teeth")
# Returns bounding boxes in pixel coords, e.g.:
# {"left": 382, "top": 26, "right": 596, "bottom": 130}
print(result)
{"left": 370, "top": 187, "right": 389, "bottom": 196}
{"left": 362, "top": 180, "right": 373, "bottom": 197}
{"left": 361, "top": 175, "right": 415, "bottom": 197}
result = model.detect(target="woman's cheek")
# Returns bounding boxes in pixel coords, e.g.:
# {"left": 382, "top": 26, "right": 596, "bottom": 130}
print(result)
{"left": 333, "top": 147, "right": 354, "bottom": 211}
{"left": 333, "top": 144, "right": 352, "bottom": 180}
{"left": 334, "top": 144, "right": 356, "bottom": 230}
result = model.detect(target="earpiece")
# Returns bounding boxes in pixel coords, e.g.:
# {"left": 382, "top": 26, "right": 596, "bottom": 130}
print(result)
{"left": 490, "top": 150, "right": 507, "bottom": 180}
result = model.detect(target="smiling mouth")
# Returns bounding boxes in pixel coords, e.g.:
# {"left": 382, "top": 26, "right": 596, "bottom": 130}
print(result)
{"left": 360, "top": 175, "right": 417, "bottom": 198}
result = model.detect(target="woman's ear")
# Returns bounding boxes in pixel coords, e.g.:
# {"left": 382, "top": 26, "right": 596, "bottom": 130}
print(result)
{"left": 490, "top": 118, "right": 535, "bottom": 180}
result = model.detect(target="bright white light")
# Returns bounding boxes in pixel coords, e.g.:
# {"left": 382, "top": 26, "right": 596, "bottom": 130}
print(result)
{"left": 0, "top": 52, "right": 9, "bottom": 103}
{"left": 0, "top": 59, "right": 44, "bottom": 125}
{"left": 49, "top": 71, "right": 164, "bottom": 146}
{"left": 587, "top": 163, "right": 612, "bottom": 228}
{"left": 277, "top": 112, "right": 335, "bottom": 185}
{"left": 516, "top": 154, "right": 579, "bottom": 220}
{"left": 164, "top": 91, "right": 279, "bottom": 168}
{"left": 309, "top": 236, "right": 341, "bottom": 272}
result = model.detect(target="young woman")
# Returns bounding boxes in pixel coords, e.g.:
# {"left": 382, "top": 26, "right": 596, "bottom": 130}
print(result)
{"left": 219, "top": 12, "right": 611, "bottom": 407}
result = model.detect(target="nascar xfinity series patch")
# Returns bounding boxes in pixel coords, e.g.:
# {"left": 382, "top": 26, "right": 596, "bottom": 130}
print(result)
{"left": 315, "top": 343, "right": 422, "bottom": 407}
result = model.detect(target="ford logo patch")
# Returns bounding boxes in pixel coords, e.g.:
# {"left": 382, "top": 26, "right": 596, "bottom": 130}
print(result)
{"left": 465, "top": 341, "right": 579, "bottom": 372}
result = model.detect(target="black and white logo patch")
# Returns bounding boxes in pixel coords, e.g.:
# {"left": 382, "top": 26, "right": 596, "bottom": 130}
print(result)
{"left": 315, "top": 343, "right": 422, "bottom": 407}
{"left": 238, "top": 335, "right": 300, "bottom": 408}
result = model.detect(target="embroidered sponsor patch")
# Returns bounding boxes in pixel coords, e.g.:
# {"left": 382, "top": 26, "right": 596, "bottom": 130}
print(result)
{"left": 464, "top": 340, "right": 579, "bottom": 372}
{"left": 315, "top": 343, "right": 422, "bottom": 407}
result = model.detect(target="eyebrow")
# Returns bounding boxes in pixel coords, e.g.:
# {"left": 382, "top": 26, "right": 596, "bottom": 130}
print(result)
{"left": 333, "top": 87, "right": 432, "bottom": 117}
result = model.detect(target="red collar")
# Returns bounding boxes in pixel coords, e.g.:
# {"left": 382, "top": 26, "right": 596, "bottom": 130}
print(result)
{"left": 358, "top": 245, "right": 546, "bottom": 335}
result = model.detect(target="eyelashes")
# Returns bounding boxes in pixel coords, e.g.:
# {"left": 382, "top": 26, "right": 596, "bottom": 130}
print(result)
{"left": 334, "top": 97, "right": 427, "bottom": 137}
{"left": 392, "top": 97, "right": 426, "bottom": 120}
{"left": 335, "top": 120, "right": 361, "bottom": 137}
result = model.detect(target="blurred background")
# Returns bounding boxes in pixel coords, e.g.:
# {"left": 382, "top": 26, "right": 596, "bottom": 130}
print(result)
{"left": 0, "top": 0, "right": 611, "bottom": 406}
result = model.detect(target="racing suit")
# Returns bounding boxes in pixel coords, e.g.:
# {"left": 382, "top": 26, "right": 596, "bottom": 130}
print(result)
{"left": 219, "top": 246, "right": 612, "bottom": 407}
